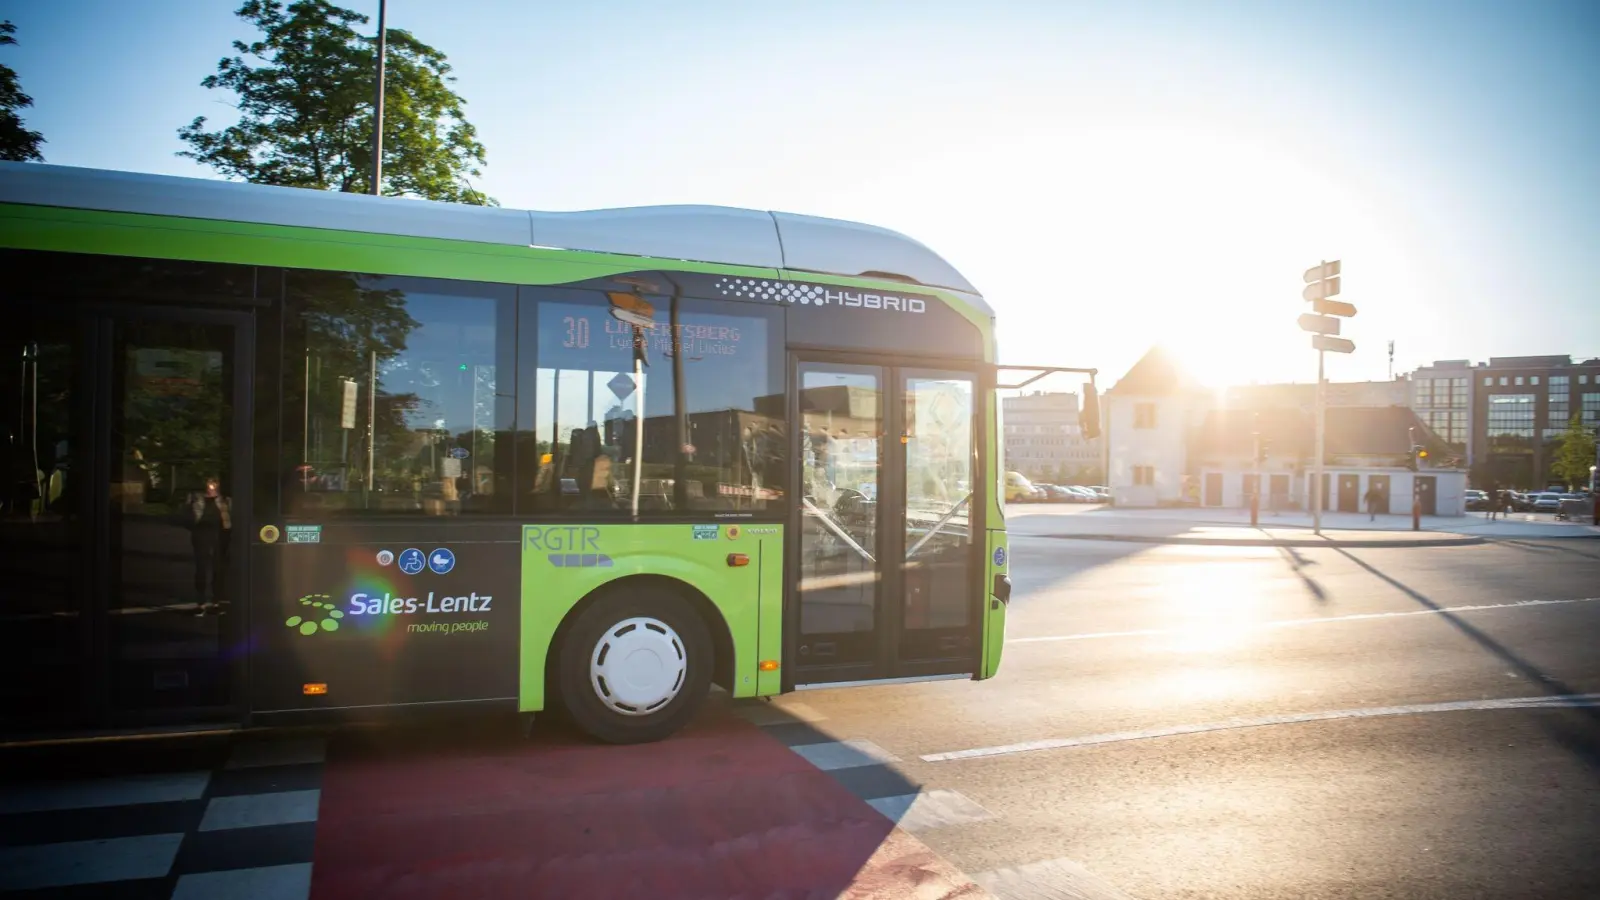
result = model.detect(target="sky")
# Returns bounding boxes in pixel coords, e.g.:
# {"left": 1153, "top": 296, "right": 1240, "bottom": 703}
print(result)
{"left": 5, "top": 0, "right": 1598, "bottom": 389}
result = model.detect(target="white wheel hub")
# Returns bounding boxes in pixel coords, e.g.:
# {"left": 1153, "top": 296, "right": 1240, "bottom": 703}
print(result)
{"left": 589, "top": 616, "right": 687, "bottom": 716}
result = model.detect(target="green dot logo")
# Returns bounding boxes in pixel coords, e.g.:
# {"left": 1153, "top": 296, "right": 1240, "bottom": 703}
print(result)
{"left": 286, "top": 593, "right": 344, "bottom": 637}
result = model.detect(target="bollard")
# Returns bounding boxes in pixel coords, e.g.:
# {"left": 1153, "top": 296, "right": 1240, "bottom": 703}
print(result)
{"left": 1412, "top": 494, "right": 1421, "bottom": 531}
{"left": 1250, "top": 490, "right": 1259, "bottom": 527}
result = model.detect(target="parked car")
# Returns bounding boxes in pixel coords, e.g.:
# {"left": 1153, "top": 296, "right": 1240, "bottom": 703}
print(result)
{"left": 1004, "top": 472, "right": 1038, "bottom": 503}
{"left": 1039, "top": 484, "right": 1077, "bottom": 502}
{"left": 1064, "top": 485, "right": 1100, "bottom": 502}
{"left": 1532, "top": 492, "right": 1564, "bottom": 512}
{"left": 1464, "top": 489, "right": 1488, "bottom": 511}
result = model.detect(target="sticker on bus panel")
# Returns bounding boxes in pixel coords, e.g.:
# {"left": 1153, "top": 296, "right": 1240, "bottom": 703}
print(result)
{"left": 993, "top": 547, "right": 1007, "bottom": 567}
{"left": 286, "top": 524, "right": 321, "bottom": 544}
{"left": 525, "top": 526, "right": 615, "bottom": 567}
{"left": 397, "top": 548, "right": 426, "bottom": 575}
{"left": 692, "top": 524, "right": 718, "bottom": 540}
{"left": 428, "top": 548, "right": 456, "bottom": 575}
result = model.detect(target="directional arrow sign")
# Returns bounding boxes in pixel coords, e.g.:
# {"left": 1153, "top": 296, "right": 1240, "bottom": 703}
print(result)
{"left": 1311, "top": 298, "right": 1358, "bottom": 318}
{"left": 1304, "top": 260, "right": 1341, "bottom": 284}
{"left": 1298, "top": 313, "right": 1341, "bottom": 335}
{"left": 1302, "top": 277, "right": 1341, "bottom": 302}
{"left": 1312, "top": 335, "right": 1355, "bottom": 354}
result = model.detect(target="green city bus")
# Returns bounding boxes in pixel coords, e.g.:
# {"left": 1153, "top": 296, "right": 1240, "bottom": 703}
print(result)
{"left": 0, "top": 163, "right": 1081, "bottom": 743}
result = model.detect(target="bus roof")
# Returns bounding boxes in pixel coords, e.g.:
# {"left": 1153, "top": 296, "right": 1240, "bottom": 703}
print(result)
{"left": 0, "top": 162, "right": 986, "bottom": 306}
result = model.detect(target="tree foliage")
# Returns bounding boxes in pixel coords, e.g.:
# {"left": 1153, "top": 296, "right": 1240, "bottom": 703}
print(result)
{"left": 0, "top": 21, "right": 45, "bottom": 162}
{"left": 1552, "top": 414, "right": 1597, "bottom": 489}
{"left": 179, "top": 0, "right": 493, "bottom": 204}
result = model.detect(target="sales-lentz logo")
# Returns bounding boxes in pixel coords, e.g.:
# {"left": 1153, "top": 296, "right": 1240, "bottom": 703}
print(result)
{"left": 715, "top": 278, "right": 928, "bottom": 314}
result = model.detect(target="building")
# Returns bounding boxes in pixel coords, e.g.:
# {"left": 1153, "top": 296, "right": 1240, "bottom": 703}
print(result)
{"left": 1408, "top": 359, "right": 1472, "bottom": 456}
{"left": 1002, "top": 391, "right": 1101, "bottom": 483}
{"left": 1102, "top": 348, "right": 1206, "bottom": 507}
{"left": 1470, "top": 355, "right": 1600, "bottom": 489}
{"left": 1106, "top": 346, "right": 1465, "bottom": 514}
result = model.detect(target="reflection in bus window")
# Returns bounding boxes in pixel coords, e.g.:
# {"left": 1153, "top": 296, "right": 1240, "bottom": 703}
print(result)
{"left": 522, "top": 289, "right": 785, "bottom": 516}
{"left": 283, "top": 273, "right": 514, "bottom": 515}
{"left": 799, "top": 367, "right": 882, "bottom": 635}
{"left": 903, "top": 374, "right": 974, "bottom": 631}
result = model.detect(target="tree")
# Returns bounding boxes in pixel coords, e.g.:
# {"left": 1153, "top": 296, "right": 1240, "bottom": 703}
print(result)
{"left": 179, "top": 0, "right": 493, "bottom": 204}
{"left": 0, "top": 21, "right": 45, "bottom": 162}
{"left": 1552, "top": 414, "right": 1597, "bottom": 489}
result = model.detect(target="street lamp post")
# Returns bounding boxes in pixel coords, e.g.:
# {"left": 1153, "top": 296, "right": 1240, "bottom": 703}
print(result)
{"left": 369, "top": 0, "right": 388, "bottom": 195}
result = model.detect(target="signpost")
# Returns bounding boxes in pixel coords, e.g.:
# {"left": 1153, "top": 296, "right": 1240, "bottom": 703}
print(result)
{"left": 1299, "top": 260, "right": 1355, "bottom": 535}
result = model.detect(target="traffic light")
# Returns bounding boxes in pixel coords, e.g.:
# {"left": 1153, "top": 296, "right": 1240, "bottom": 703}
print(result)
{"left": 1407, "top": 445, "right": 1428, "bottom": 471}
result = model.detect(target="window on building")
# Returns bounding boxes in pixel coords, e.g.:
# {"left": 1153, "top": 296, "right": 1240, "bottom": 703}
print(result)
{"left": 1582, "top": 392, "right": 1600, "bottom": 427}
{"left": 1531, "top": 376, "right": 1540, "bottom": 386}
{"left": 1134, "top": 403, "right": 1157, "bottom": 429}
{"left": 522, "top": 288, "right": 785, "bottom": 516}
{"left": 1581, "top": 375, "right": 1589, "bottom": 385}
{"left": 1484, "top": 376, "right": 1492, "bottom": 386}
{"left": 1486, "top": 393, "right": 1535, "bottom": 447}
{"left": 1548, "top": 376, "right": 1571, "bottom": 429}
{"left": 1450, "top": 377, "right": 1468, "bottom": 408}
{"left": 282, "top": 273, "right": 516, "bottom": 516}
{"left": 1415, "top": 379, "right": 1433, "bottom": 407}
{"left": 1514, "top": 376, "right": 1524, "bottom": 386}
{"left": 1133, "top": 465, "right": 1155, "bottom": 486}
{"left": 1499, "top": 377, "right": 1508, "bottom": 386}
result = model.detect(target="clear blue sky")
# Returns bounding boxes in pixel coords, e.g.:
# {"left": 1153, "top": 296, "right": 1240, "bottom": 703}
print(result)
{"left": 6, "top": 0, "right": 1598, "bottom": 386}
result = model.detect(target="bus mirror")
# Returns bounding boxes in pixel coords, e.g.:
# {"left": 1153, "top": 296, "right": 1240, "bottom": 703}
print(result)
{"left": 1080, "top": 383, "right": 1102, "bottom": 440}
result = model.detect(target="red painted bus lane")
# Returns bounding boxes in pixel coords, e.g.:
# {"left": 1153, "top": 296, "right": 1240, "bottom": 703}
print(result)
{"left": 309, "top": 706, "right": 988, "bottom": 899}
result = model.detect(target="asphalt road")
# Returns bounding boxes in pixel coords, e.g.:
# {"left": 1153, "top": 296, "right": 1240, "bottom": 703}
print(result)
{"left": 772, "top": 532, "right": 1600, "bottom": 899}
{"left": 6, "top": 525, "right": 1599, "bottom": 899}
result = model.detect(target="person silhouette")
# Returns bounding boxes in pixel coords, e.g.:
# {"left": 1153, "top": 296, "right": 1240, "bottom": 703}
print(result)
{"left": 185, "top": 475, "right": 231, "bottom": 616}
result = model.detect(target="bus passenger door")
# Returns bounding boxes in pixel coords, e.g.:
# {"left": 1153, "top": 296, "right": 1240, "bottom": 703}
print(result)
{"left": 789, "top": 357, "right": 981, "bottom": 688}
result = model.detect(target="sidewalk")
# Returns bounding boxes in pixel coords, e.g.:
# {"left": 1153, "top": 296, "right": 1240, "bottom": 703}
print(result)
{"left": 1007, "top": 504, "right": 1600, "bottom": 548}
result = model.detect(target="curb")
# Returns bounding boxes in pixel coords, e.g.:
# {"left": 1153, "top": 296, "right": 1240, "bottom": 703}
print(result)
{"left": 1034, "top": 532, "right": 1487, "bottom": 549}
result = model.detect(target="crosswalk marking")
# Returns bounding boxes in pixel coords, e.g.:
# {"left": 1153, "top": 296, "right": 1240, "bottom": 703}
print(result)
{"left": 975, "top": 857, "right": 1136, "bottom": 900}
{"left": 0, "top": 832, "right": 184, "bottom": 890}
{"left": 0, "top": 771, "right": 210, "bottom": 814}
{"left": 866, "top": 789, "right": 995, "bottom": 833}
{"left": 789, "top": 738, "right": 900, "bottom": 770}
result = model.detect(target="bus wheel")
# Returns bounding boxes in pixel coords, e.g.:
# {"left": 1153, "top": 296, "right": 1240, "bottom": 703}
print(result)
{"left": 556, "top": 586, "right": 712, "bottom": 744}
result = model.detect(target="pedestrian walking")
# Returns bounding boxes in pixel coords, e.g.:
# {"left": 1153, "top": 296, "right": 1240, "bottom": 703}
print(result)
{"left": 1363, "top": 483, "right": 1383, "bottom": 522}
{"left": 1485, "top": 480, "right": 1499, "bottom": 520}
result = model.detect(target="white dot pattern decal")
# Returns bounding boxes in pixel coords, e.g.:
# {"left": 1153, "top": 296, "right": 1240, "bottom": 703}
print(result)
{"left": 716, "top": 277, "right": 826, "bottom": 304}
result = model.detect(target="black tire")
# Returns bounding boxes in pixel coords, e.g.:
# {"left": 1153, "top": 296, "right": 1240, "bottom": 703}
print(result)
{"left": 555, "top": 584, "right": 712, "bottom": 744}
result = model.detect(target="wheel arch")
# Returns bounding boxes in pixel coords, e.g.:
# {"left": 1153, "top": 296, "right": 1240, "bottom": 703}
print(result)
{"left": 546, "top": 573, "right": 736, "bottom": 696}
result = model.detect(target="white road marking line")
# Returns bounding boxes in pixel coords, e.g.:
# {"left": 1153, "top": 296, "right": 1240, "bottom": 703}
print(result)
{"left": 198, "top": 789, "right": 322, "bottom": 832}
{"left": 922, "top": 693, "right": 1600, "bottom": 762}
{"left": 975, "top": 856, "right": 1136, "bottom": 900}
{"left": 790, "top": 738, "right": 900, "bottom": 771}
{"left": 0, "top": 833, "right": 184, "bottom": 890}
{"left": 0, "top": 771, "right": 210, "bottom": 815}
{"left": 171, "top": 862, "right": 313, "bottom": 900}
{"left": 1008, "top": 596, "right": 1600, "bottom": 645}
{"left": 226, "top": 738, "right": 327, "bottom": 769}
{"left": 866, "top": 789, "right": 995, "bottom": 833}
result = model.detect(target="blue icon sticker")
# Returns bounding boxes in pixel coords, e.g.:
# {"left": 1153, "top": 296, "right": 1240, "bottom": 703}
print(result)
{"left": 397, "top": 548, "right": 426, "bottom": 576}
{"left": 428, "top": 547, "right": 456, "bottom": 575}
{"left": 993, "top": 547, "right": 1007, "bottom": 568}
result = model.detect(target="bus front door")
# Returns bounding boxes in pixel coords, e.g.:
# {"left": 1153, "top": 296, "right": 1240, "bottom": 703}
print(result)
{"left": 0, "top": 304, "right": 251, "bottom": 735}
{"left": 790, "top": 358, "right": 980, "bottom": 688}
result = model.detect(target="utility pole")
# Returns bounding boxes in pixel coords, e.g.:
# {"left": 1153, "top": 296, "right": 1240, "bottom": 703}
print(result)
{"left": 1299, "top": 260, "right": 1355, "bottom": 535}
{"left": 1388, "top": 340, "right": 1395, "bottom": 381}
{"left": 369, "top": 0, "right": 388, "bottom": 195}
